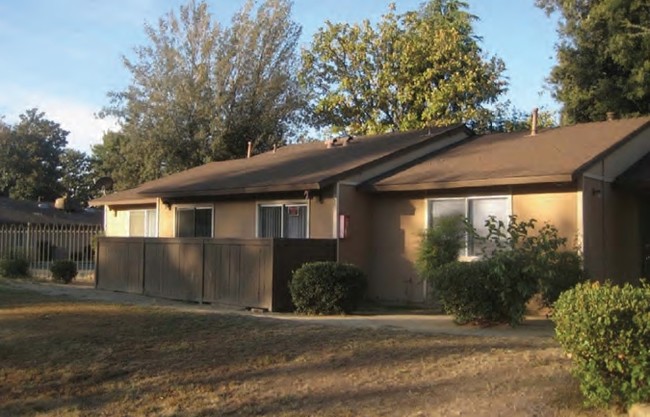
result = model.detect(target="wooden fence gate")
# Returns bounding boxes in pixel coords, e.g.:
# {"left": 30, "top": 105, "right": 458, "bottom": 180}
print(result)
{"left": 95, "top": 237, "right": 336, "bottom": 311}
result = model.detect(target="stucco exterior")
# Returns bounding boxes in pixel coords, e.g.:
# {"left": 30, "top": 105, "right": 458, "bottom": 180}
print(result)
{"left": 105, "top": 194, "right": 336, "bottom": 240}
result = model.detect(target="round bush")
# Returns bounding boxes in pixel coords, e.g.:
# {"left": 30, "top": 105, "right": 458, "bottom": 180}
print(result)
{"left": 289, "top": 261, "right": 366, "bottom": 315}
{"left": 553, "top": 282, "right": 650, "bottom": 408}
{"left": 0, "top": 257, "right": 30, "bottom": 278}
{"left": 50, "top": 260, "right": 78, "bottom": 284}
{"left": 430, "top": 251, "right": 538, "bottom": 326}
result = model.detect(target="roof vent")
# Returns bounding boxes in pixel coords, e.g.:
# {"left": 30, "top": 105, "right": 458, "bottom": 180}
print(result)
{"left": 326, "top": 138, "right": 338, "bottom": 149}
{"left": 246, "top": 141, "right": 253, "bottom": 158}
{"left": 606, "top": 111, "right": 616, "bottom": 121}
{"left": 343, "top": 135, "right": 354, "bottom": 146}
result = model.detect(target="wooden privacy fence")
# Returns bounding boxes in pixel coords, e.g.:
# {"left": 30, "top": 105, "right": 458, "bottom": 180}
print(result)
{"left": 0, "top": 224, "right": 102, "bottom": 278}
{"left": 95, "top": 237, "right": 337, "bottom": 311}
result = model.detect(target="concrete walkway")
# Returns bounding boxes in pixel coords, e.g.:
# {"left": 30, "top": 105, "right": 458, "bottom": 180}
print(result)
{"left": 2, "top": 278, "right": 555, "bottom": 339}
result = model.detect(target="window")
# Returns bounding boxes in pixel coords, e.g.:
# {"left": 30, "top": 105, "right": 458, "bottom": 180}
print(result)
{"left": 258, "top": 204, "right": 308, "bottom": 238}
{"left": 427, "top": 196, "right": 510, "bottom": 257}
{"left": 128, "top": 209, "right": 157, "bottom": 237}
{"left": 176, "top": 207, "right": 213, "bottom": 237}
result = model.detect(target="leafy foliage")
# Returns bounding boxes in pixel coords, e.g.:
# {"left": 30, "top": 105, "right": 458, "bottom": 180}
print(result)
{"left": 300, "top": 0, "right": 506, "bottom": 135}
{"left": 416, "top": 214, "right": 466, "bottom": 281}
{"left": 0, "top": 251, "right": 30, "bottom": 278}
{"left": 50, "top": 260, "right": 78, "bottom": 284}
{"left": 289, "top": 261, "right": 366, "bottom": 315}
{"left": 0, "top": 109, "right": 68, "bottom": 201}
{"left": 59, "top": 149, "right": 96, "bottom": 205}
{"left": 424, "top": 216, "right": 585, "bottom": 325}
{"left": 553, "top": 282, "right": 650, "bottom": 408}
{"left": 536, "top": 0, "right": 650, "bottom": 123}
{"left": 99, "top": 0, "right": 305, "bottom": 189}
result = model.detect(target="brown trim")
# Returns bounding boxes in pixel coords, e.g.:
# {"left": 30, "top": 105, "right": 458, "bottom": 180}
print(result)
{"left": 92, "top": 198, "right": 157, "bottom": 206}
{"left": 318, "top": 124, "right": 473, "bottom": 188}
{"left": 365, "top": 174, "right": 573, "bottom": 192}
{"left": 572, "top": 120, "right": 650, "bottom": 180}
{"left": 148, "top": 182, "right": 322, "bottom": 198}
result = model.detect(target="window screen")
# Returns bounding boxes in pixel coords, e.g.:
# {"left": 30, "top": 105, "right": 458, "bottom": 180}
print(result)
{"left": 258, "top": 204, "right": 307, "bottom": 238}
{"left": 428, "top": 199, "right": 464, "bottom": 226}
{"left": 284, "top": 205, "right": 307, "bottom": 238}
{"left": 176, "top": 207, "right": 213, "bottom": 237}
{"left": 468, "top": 198, "right": 509, "bottom": 256}
{"left": 129, "top": 211, "right": 145, "bottom": 237}
{"left": 258, "top": 206, "right": 282, "bottom": 238}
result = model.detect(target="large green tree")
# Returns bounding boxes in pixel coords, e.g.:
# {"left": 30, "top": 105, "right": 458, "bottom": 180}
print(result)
{"left": 300, "top": 0, "right": 507, "bottom": 135}
{"left": 99, "top": 0, "right": 304, "bottom": 188}
{"left": 59, "top": 149, "right": 96, "bottom": 205}
{"left": 0, "top": 109, "right": 68, "bottom": 201}
{"left": 537, "top": 0, "right": 650, "bottom": 123}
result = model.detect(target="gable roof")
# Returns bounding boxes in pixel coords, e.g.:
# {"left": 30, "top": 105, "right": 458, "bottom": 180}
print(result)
{"left": 367, "top": 117, "right": 650, "bottom": 192}
{"left": 91, "top": 124, "right": 470, "bottom": 205}
{"left": 0, "top": 197, "right": 103, "bottom": 226}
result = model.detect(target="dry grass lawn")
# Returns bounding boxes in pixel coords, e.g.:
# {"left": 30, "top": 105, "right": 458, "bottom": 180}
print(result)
{"left": 0, "top": 284, "right": 609, "bottom": 417}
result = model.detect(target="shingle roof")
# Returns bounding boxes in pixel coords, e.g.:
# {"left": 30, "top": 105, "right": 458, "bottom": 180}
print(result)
{"left": 368, "top": 117, "right": 650, "bottom": 191}
{"left": 91, "top": 124, "right": 468, "bottom": 205}
{"left": 0, "top": 198, "right": 103, "bottom": 225}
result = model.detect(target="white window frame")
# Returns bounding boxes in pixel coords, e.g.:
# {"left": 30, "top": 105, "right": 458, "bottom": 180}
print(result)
{"left": 255, "top": 201, "right": 310, "bottom": 238}
{"left": 173, "top": 204, "right": 214, "bottom": 238}
{"left": 127, "top": 208, "right": 158, "bottom": 237}
{"left": 425, "top": 195, "right": 512, "bottom": 259}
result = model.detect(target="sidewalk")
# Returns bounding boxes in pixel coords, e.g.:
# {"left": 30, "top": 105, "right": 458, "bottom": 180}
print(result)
{"left": 2, "top": 278, "right": 555, "bottom": 339}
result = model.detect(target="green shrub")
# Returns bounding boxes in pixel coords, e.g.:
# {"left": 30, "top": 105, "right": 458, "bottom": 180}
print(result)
{"left": 50, "top": 260, "right": 78, "bottom": 284}
{"left": 553, "top": 282, "right": 650, "bottom": 408}
{"left": 538, "top": 251, "right": 586, "bottom": 307}
{"left": 431, "top": 250, "right": 538, "bottom": 326}
{"left": 0, "top": 249, "right": 30, "bottom": 278}
{"left": 425, "top": 215, "right": 585, "bottom": 325}
{"left": 290, "top": 261, "right": 366, "bottom": 315}
{"left": 416, "top": 214, "right": 466, "bottom": 281}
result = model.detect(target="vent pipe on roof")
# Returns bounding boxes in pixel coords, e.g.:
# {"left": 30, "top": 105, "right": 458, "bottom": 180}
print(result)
{"left": 272, "top": 143, "right": 277, "bottom": 153}
{"left": 606, "top": 111, "right": 616, "bottom": 121}
{"left": 246, "top": 141, "right": 252, "bottom": 158}
{"left": 531, "top": 108, "right": 539, "bottom": 136}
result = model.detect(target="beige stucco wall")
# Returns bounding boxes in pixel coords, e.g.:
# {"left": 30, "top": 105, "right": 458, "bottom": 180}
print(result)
{"left": 364, "top": 188, "right": 582, "bottom": 304}
{"left": 367, "top": 195, "right": 427, "bottom": 303}
{"left": 512, "top": 190, "right": 579, "bottom": 245}
{"left": 127, "top": 193, "right": 336, "bottom": 239}
{"left": 338, "top": 184, "right": 371, "bottom": 273}
{"left": 104, "top": 204, "right": 156, "bottom": 237}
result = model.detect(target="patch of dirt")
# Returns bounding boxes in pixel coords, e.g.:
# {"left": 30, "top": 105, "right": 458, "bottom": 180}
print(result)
{"left": 0, "top": 281, "right": 607, "bottom": 417}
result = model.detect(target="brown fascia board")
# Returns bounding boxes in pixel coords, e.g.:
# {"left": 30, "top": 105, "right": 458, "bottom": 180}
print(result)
{"left": 318, "top": 124, "right": 474, "bottom": 188}
{"left": 366, "top": 174, "right": 574, "bottom": 192}
{"left": 90, "top": 197, "right": 157, "bottom": 207}
{"left": 571, "top": 119, "right": 650, "bottom": 181}
{"left": 152, "top": 182, "right": 323, "bottom": 199}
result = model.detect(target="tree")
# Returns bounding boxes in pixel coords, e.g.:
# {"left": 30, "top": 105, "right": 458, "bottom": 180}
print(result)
{"left": 300, "top": 0, "right": 507, "bottom": 135}
{"left": 470, "top": 101, "right": 558, "bottom": 134}
{"left": 59, "top": 149, "right": 96, "bottom": 205}
{"left": 99, "top": 0, "right": 304, "bottom": 188}
{"left": 91, "top": 131, "right": 149, "bottom": 191}
{"left": 536, "top": 0, "right": 650, "bottom": 123}
{"left": 0, "top": 109, "right": 67, "bottom": 201}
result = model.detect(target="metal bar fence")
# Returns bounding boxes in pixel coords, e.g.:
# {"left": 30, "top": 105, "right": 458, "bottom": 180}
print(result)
{"left": 0, "top": 224, "right": 103, "bottom": 280}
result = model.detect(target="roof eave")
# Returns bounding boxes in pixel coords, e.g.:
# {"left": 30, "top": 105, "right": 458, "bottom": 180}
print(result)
{"left": 365, "top": 174, "right": 574, "bottom": 192}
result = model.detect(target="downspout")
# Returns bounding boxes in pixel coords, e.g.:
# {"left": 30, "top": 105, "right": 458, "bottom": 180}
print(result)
{"left": 335, "top": 182, "right": 341, "bottom": 263}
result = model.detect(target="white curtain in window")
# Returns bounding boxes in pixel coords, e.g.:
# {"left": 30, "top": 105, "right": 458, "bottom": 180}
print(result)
{"left": 429, "top": 199, "right": 465, "bottom": 226}
{"left": 129, "top": 211, "right": 145, "bottom": 237}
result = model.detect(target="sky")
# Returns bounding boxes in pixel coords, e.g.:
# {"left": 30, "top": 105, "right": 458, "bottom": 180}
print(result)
{"left": 0, "top": 0, "right": 559, "bottom": 152}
